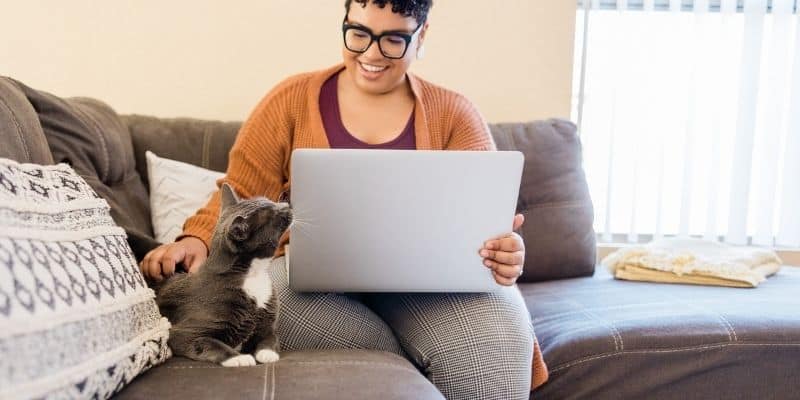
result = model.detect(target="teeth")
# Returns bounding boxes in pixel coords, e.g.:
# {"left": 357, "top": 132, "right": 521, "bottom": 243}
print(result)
{"left": 360, "top": 62, "right": 387, "bottom": 73}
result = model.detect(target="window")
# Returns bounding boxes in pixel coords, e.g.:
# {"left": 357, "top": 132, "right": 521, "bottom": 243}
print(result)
{"left": 573, "top": 0, "right": 800, "bottom": 247}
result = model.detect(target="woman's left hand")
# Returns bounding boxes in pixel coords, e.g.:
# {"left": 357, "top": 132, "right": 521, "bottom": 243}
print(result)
{"left": 480, "top": 214, "right": 525, "bottom": 286}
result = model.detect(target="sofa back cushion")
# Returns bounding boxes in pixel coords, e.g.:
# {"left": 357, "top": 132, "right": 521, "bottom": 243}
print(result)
{"left": 9, "top": 80, "right": 158, "bottom": 259}
{"left": 124, "top": 115, "right": 240, "bottom": 186}
{"left": 0, "top": 77, "right": 54, "bottom": 165}
{"left": 492, "top": 119, "right": 596, "bottom": 281}
{"left": 126, "top": 116, "right": 596, "bottom": 281}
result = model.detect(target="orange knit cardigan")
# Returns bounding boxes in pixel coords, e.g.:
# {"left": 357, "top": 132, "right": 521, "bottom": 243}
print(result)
{"left": 179, "top": 64, "right": 549, "bottom": 389}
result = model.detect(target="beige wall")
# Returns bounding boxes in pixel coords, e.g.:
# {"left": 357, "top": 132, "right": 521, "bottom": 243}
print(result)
{"left": 0, "top": 1, "right": 576, "bottom": 123}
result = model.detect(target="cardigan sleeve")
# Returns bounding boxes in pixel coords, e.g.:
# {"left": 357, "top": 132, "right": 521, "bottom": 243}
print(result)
{"left": 444, "top": 94, "right": 497, "bottom": 151}
{"left": 177, "top": 79, "right": 300, "bottom": 249}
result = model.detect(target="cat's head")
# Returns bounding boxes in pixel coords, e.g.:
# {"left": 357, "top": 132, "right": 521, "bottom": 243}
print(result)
{"left": 215, "top": 183, "right": 293, "bottom": 257}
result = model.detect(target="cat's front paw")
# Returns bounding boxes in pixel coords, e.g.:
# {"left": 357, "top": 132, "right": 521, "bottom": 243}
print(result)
{"left": 255, "top": 349, "right": 280, "bottom": 364}
{"left": 221, "top": 354, "right": 257, "bottom": 367}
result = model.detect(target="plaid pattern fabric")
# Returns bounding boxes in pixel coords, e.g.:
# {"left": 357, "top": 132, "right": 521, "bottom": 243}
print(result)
{"left": 269, "top": 256, "right": 402, "bottom": 354}
{"left": 366, "top": 289, "right": 534, "bottom": 400}
{"left": 270, "top": 257, "right": 534, "bottom": 400}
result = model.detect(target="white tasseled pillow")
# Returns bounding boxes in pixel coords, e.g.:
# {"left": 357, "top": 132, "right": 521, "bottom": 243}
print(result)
{"left": 145, "top": 151, "right": 224, "bottom": 244}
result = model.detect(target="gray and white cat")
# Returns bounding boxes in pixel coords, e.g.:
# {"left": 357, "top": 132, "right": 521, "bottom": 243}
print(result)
{"left": 155, "top": 183, "right": 292, "bottom": 367}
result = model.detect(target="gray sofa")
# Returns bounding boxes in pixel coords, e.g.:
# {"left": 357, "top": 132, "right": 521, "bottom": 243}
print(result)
{"left": 2, "top": 76, "right": 799, "bottom": 400}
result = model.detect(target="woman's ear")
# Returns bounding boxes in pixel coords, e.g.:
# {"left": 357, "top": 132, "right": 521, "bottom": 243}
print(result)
{"left": 419, "top": 21, "right": 429, "bottom": 46}
{"left": 417, "top": 22, "right": 429, "bottom": 59}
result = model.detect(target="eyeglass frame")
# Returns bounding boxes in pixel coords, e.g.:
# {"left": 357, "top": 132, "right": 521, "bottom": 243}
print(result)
{"left": 341, "top": 16, "right": 425, "bottom": 59}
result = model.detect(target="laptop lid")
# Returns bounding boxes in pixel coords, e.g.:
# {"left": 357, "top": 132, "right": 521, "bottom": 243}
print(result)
{"left": 288, "top": 149, "right": 523, "bottom": 292}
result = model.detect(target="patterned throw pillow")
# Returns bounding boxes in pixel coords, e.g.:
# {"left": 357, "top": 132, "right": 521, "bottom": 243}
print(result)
{"left": 0, "top": 158, "right": 171, "bottom": 399}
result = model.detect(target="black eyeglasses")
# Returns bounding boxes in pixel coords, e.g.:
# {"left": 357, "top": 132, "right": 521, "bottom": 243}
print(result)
{"left": 342, "top": 17, "right": 424, "bottom": 59}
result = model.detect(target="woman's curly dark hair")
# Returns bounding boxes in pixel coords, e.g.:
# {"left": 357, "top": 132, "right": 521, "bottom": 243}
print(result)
{"left": 345, "top": 0, "right": 432, "bottom": 24}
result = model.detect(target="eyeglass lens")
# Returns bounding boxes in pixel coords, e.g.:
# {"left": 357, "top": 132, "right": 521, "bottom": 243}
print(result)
{"left": 345, "top": 28, "right": 408, "bottom": 59}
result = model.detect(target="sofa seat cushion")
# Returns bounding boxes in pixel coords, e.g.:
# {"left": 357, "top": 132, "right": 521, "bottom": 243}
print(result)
{"left": 523, "top": 267, "right": 800, "bottom": 400}
{"left": 114, "top": 350, "right": 444, "bottom": 400}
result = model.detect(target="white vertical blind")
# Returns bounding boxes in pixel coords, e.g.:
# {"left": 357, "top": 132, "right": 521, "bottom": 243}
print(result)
{"left": 726, "top": 0, "right": 767, "bottom": 245}
{"left": 777, "top": 4, "right": 800, "bottom": 246}
{"left": 577, "top": 0, "right": 800, "bottom": 247}
{"left": 578, "top": 0, "right": 799, "bottom": 12}
{"left": 704, "top": 0, "right": 738, "bottom": 241}
{"left": 752, "top": 0, "right": 795, "bottom": 245}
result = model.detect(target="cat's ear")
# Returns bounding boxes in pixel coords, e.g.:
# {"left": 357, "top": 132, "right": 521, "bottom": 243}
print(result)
{"left": 229, "top": 216, "right": 249, "bottom": 242}
{"left": 220, "top": 183, "right": 240, "bottom": 210}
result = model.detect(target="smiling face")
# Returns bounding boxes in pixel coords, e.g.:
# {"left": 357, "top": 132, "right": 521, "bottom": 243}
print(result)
{"left": 342, "top": 1, "right": 428, "bottom": 95}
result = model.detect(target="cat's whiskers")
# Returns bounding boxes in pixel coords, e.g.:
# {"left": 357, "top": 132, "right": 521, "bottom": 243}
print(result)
{"left": 290, "top": 217, "right": 316, "bottom": 228}
{"left": 288, "top": 209, "right": 317, "bottom": 228}
{"left": 287, "top": 217, "right": 316, "bottom": 238}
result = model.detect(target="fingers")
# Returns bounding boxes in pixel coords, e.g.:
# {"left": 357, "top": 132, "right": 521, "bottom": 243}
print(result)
{"left": 139, "top": 243, "right": 185, "bottom": 282}
{"left": 483, "top": 258, "right": 522, "bottom": 278}
{"left": 187, "top": 253, "right": 205, "bottom": 273}
{"left": 480, "top": 229, "right": 525, "bottom": 287}
{"left": 487, "top": 261, "right": 522, "bottom": 286}
{"left": 484, "top": 233, "right": 524, "bottom": 253}
{"left": 480, "top": 249, "right": 524, "bottom": 266}
{"left": 492, "top": 270, "right": 518, "bottom": 286}
{"left": 161, "top": 245, "right": 183, "bottom": 277}
{"left": 182, "top": 237, "right": 209, "bottom": 273}
{"left": 512, "top": 213, "right": 525, "bottom": 231}
{"left": 184, "top": 254, "right": 195, "bottom": 273}
{"left": 492, "top": 262, "right": 522, "bottom": 279}
{"left": 140, "top": 246, "right": 165, "bottom": 281}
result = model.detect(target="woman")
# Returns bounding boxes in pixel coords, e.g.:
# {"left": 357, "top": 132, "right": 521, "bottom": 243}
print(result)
{"left": 140, "top": 1, "right": 546, "bottom": 398}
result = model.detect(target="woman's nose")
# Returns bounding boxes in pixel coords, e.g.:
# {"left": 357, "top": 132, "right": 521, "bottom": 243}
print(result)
{"left": 363, "top": 40, "right": 385, "bottom": 60}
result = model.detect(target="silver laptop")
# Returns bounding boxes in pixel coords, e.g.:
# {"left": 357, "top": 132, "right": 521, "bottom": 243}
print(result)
{"left": 287, "top": 149, "right": 523, "bottom": 292}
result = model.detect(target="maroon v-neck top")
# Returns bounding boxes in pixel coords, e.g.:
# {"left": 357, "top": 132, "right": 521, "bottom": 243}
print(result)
{"left": 319, "top": 73, "right": 416, "bottom": 149}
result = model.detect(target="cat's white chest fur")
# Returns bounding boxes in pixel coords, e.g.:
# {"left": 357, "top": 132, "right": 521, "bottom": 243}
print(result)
{"left": 242, "top": 257, "right": 272, "bottom": 308}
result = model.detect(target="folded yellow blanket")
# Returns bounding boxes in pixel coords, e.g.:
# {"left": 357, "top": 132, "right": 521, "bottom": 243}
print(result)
{"left": 602, "top": 238, "right": 783, "bottom": 288}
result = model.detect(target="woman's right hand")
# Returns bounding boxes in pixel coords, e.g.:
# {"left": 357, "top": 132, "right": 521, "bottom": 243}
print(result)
{"left": 139, "top": 236, "right": 209, "bottom": 282}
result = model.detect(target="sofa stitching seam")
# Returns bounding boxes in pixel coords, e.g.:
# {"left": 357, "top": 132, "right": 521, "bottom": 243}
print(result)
{"left": 564, "top": 296, "right": 624, "bottom": 352}
{"left": 531, "top": 305, "right": 745, "bottom": 325}
{"left": 718, "top": 314, "right": 739, "bottom": 342}
{"left": 549, "top": 342, "right": 800, "bottom": 373}
{"left": 72, "top": 104, "right": 110, "bottom": 181}
{"left": 519, "top": 201, "right": 588, "bottom": 211}
{"left": 202, "top": 127, "right": 211, "bottom": 169}
{"left": 506, "top": 128, "right": 519, "bottom": 155}
{"left": 659, "top": 290, "right": 737, "bottom": 342}
{"left": 260, "top": 361, "right": 269, "bottom": 400}
{"left": 165, "top": 360, "right": 417, "bottom": 371}
{"left": 532, "top": 301, "right": 683, "bottom": 323}
{"left": 270, "top": 363, "right": 276, "bottom": 400}
{"left": 0, "top": 95, "right": 31, "bottom": 161}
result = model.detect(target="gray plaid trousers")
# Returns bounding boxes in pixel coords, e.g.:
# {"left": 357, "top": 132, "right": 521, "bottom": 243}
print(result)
{"left": 269, "top": 256, "right": 534, "bottom": 400}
